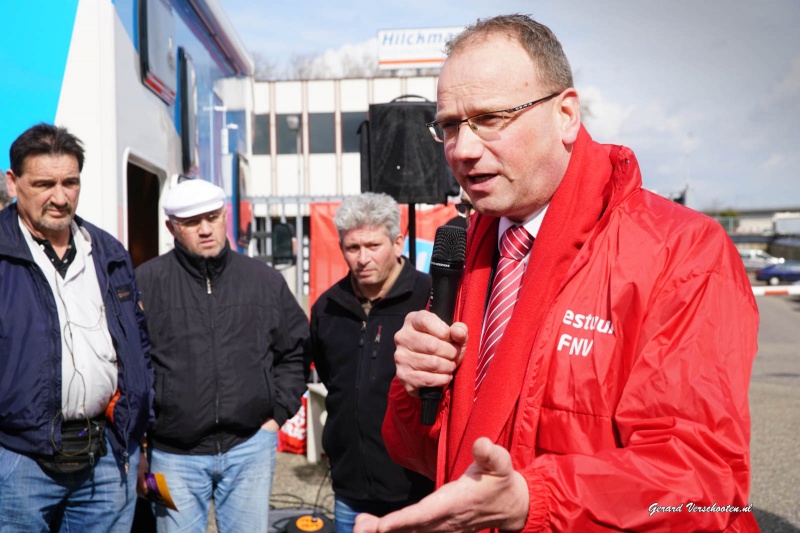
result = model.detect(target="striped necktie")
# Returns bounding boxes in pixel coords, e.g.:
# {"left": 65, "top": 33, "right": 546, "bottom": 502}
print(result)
{"left": 475, "top": 224, "right": 534, "bottom": 396}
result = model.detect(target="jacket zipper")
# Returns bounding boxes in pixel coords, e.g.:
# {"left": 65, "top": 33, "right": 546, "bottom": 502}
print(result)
{"left": 207, "top": 274, "right": 221, "bottom": 454}
{"left": 101, "top": 260, "right": 134, "bottom": 473}
{"left": 108, "top": 272, "right": 132, "bottom": 474}
{"left": 370, "top": 325, "right": 382, "bottom": 382}
{"left": 355, "top": 319, "right": 372, "bottom": 495}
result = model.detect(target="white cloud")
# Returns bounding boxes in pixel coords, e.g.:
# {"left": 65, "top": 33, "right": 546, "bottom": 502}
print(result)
{"left": 310, "top": 39, "right": 378, "bottom": 79}
{"left": 577, "top": 85, "right": 633, "bottom": 143}
{"left": 771, "top": 55, "right": 800, "bottom": 100}
{"left": 623, "top": 101, "right": 697, "bottom": 142}
{"left": 763, "top": 153, "right": 785, "bottom": 170}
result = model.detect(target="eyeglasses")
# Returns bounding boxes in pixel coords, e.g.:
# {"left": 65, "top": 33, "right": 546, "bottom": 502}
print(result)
{"left": 426, "top": 92, "right": 561, "bottom": 144}
{"left": 455, "top": 202, "right": 473, "bottom": 217}
{"left": 170, "top": 209, "right": 224, "bottom": 230}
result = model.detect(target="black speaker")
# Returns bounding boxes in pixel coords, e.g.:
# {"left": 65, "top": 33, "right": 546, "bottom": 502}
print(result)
{"left": 362, "top": 95, "right": 458, "bottom": 205}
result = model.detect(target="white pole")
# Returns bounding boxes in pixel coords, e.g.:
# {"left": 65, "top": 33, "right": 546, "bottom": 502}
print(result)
{"left": 295, "top": 126, "right": 303, "bottom": 299}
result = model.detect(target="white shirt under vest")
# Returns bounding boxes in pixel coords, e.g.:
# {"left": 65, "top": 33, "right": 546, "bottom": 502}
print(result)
{"left": 21, "top": 219, "right": 118, "bottom": 421}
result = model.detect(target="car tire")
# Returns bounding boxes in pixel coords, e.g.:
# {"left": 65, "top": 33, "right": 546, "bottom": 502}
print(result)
{"left": 769, "top": 276, "right": 781, "bottom": 286}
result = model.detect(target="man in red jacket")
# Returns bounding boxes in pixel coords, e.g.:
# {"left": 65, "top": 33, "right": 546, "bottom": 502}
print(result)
{"left": 354, "top": 14, "right": 758, "bottom": 533}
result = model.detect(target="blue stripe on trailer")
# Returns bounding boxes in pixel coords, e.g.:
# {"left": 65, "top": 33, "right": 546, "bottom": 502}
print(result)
{"left": 0, "top": 0, "right": 79, "bottom": 171}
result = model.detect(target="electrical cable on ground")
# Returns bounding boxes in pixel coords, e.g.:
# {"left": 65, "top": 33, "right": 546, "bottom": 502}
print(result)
{"left": 270, "top": 458, "right": 334, "bottom": 532}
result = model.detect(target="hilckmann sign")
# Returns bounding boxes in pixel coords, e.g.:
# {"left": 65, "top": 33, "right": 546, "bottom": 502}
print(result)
{"left": 377, "top": 27, "right": 463, "bottom": 70}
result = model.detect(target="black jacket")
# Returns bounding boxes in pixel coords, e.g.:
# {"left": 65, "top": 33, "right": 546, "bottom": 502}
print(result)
{"left": 310, "top": 258, "right": 434, "bottom": 503}
{"left": 136, "top": 242, "right": 308, "bottom": 454}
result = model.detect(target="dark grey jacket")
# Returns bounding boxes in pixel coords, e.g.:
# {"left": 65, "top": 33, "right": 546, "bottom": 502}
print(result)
{"left": 136, "top": 241, "right": 308, "bottom": 454}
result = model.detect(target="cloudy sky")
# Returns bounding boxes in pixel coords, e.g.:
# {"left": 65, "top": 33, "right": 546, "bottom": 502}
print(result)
{"left": 220, "top": 0, "right": 799, "bottom": 211}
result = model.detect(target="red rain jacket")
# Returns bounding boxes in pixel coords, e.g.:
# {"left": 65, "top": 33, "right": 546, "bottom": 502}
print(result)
{"left": 382, "top": 128, "right": 759, "bottom": 532}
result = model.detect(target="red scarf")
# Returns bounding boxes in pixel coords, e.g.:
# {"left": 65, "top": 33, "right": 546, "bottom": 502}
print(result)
{"left": 445, "top": 126, "right": 615, "bottom": 479}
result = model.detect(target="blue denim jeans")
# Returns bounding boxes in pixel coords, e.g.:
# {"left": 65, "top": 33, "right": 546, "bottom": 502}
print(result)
{"left": 0, "top": 436, "right": 139, "bottom": 533}
{"left": 149, "top": 428, "right": 277, "bottom": 533}
{"left": 334, "top": 496, "right": 411, "bottom": 533}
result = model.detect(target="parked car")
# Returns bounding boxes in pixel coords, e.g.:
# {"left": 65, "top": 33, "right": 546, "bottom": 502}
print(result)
{"left": 737, "top": 248, "right": 784, "bottom": 272}
{"left": 755, "top": 261, "right": 800, "bottom": 285}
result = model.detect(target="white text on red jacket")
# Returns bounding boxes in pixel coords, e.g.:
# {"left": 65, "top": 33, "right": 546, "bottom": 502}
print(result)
{"left": 557, "top": 310, "right": 614, "bottom": 357}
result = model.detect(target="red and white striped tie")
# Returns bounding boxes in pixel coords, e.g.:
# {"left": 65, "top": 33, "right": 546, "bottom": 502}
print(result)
{"left": 475, "top": 225, "right": 534, "bottom": 396}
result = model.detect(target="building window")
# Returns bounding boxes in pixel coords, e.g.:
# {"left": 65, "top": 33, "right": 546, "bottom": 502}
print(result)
{"left": 341, "top": 111, "right": 366, "bottom": 153}
{"left": 277, "top": 114, "right": 302, "bottom": 155}
{"left": 253, "top": 113, "right": 270, "bottom": 155}
{"left": 309, "top": 113, "right": 335, "bottom": 154}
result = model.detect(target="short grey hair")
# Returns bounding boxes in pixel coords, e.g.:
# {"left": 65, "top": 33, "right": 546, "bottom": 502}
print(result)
{"left": 446, "top": 14, "right": 573, "bottom": 93}
{"left": 0, "top": 180, "right": 10, "bottom": 208}
{"left": 333, "top": 193, "right": 401, "bottom": 241}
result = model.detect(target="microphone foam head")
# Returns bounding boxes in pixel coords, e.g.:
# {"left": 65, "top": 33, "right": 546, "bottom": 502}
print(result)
{"left": 432, "top": 225, "right": 467, "bottom": 263}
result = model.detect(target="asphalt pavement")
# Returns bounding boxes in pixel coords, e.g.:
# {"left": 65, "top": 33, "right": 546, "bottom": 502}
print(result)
{"left": 749, "top": 291, "right": 800, "bottom": 532}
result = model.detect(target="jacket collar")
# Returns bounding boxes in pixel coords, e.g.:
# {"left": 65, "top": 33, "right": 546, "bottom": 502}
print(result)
{"left": 0, "top": 203, "right": 36, "bottom": 261}
{"left": 0, "top": 203, "right": 126, "bottom": 267}
{"left": 172, "top": 238, "right": 231, "bottom": 282}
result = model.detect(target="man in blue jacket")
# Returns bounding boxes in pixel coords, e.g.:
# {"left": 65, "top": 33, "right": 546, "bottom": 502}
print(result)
{"left": 0, "top": 123, "right": 153, "bottom": 532}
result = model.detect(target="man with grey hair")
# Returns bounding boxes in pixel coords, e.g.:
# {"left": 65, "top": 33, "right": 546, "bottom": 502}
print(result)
{"left": 357, "top": 13, "right": 757, "bottom": 533}
{"left": 309, "top": 192, "right": 433, "bottom": 532}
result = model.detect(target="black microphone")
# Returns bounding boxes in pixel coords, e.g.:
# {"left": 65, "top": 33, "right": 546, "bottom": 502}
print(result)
{"left": 420, "top": 225, "right": 467, "bottom": 425}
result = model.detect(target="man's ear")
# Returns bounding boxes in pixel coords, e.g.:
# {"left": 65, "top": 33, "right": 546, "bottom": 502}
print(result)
{"left": 165, "top": 219, "right": 178, "bottom": 239}
{"left": 6, "top": 170, "right": 18, "bottom": 198}
{"left": 558, "top": 88, "right": 581, "bottom": 146}
{"left": 394, "top": 233, "right": 405, "bottom": 258}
